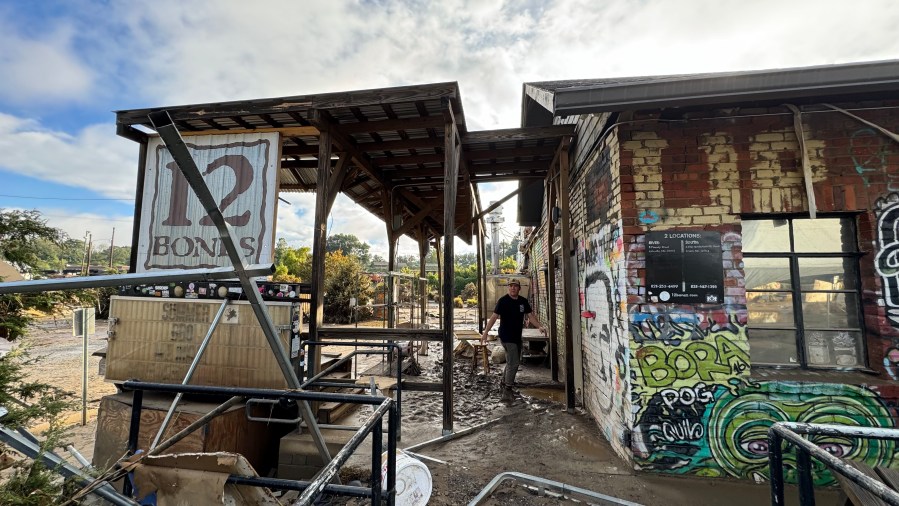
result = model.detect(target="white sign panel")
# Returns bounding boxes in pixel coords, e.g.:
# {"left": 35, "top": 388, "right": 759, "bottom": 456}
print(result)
{"left": 137, "top": 133, "right": 279, "bottom": 271}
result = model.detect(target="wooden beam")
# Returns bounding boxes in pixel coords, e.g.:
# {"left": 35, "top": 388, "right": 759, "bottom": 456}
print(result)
{"left": 282, "top": 145, "right": 323, "bottom": 156}
{"left": 441, "top": 99, "right": 459, "bottom": 435}
{"left": 280, "top": 159, "right": 320, "bottom": 169}
{"left": 373, "top": 153, "right": 445, "bottom": 166}
{"left": 464, "top": 145, "right": 556, "bottom": 161}
{"left": 309, "top": 82, "right": 458, "bottom": 110}
{"left": 394, "top": 197, "right": 444, "bottom": 239}
{"left": 558, "top": 139, "right": 575, "bottom": 411}
{"left": 469, "top": 161, "right": 556, "bottom": 175}
{"left": 462, "top": 125, "right": 576, "bottom": 144}
{"left": 471, "top": 174, "right": 547, "bottom": 183}
{"left": 471, "top": 187, "right": 522, "bottom": 223}
{"left": 546, "top": 168, "right": 559, "bottom": 382}
{"left": 357, "top": 138, "right": 443, "bottom": 152}
{"left": 309, "top": 126, "right": 332, "bottom": 380}
{"left": 171, "top": 126, "right": 319, "bottom": 137}
{"left": 338, "top": 116, "right": 444, "bottom": 134}
{"left": 324, "top": 152, "right": 352, "bottom": 215}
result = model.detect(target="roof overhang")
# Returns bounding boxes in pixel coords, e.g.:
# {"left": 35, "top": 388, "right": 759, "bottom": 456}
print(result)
{"left": 524, "top": 59, "right": 899, "bottom": 121}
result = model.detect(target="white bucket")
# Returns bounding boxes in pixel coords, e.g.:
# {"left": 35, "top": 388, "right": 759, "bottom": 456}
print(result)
{"left": 381, "top": 450, "right": 432, "bottom": 506}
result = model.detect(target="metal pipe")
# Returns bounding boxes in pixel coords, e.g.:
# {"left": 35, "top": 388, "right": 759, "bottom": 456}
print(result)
{"left": 387, "top": 404, "right": 398, "bottom": 506}
{"left": 768, "top": 430, "right": 785, "bottom": 506}
{"left": 467, "top": 471, "right": 642, "bottom": 506}
{"left": 302, "top": 341, "right": 403, "bottom": 440}
{"left": 0, "top": 264, "right": 273, "bottom": 294}
{"left": 797, "top": 449, "right": 815, "bottom": 506}
{"left": 149, "top": 110, "right": 330, "bottom": 466}
{"left": 122, "top": 389, "right": 143, "bottom": 498}
{"left": 297, "top": 399, "right": 394, "bottom": 505}
{"left": 0, "top": 425, "right": 137, "bottom": 506}
{"left": 122, "top": 381, "right": 388, "bottom": 406}
{"left": 226, "top": 475, "right": 373, "bottom": 498}
{"left": 770, "top": 423, "right": 899, "bottom": 506}
{"left": 66, "top": 444, "right": 92, "bottom": 469}
{"left": 150, "top": 298, "right": 230, "bottom": 450}
{"left": 403, "top": 417, "right": 503, "bottom": 452}
{"left": 372, "top": 408, "right": 383, "bottom": 505}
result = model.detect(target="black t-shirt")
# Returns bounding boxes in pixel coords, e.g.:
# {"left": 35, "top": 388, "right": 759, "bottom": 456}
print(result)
{"left": 493, "top": 294, "right": 532, "bottom": 344}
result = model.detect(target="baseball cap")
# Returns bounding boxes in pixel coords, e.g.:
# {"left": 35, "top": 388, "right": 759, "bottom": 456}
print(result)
{"left": 508, "top": 280, "right": 521, "bottom": 286}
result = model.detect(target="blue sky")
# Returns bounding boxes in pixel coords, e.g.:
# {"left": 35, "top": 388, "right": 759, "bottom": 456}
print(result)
{"left": 2, "top": 0, "right": 899, "bottom": 257}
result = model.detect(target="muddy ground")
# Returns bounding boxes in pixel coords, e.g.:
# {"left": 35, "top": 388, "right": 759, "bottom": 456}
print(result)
{"left": 5, "top": 315, "right": 838, "bottom": 505}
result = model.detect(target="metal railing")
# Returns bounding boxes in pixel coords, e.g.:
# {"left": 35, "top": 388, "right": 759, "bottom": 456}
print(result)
{"left": 301, "top": 340, "right": 404, "bottom": 440}
{"left": 121, "top": 380, "right": 398, "bottom": 505}
{"left": 467, "top": 471, "right": 643, "bottom": 506}
{"left": 768, "top": 422, "right": 899, "bottom": 505}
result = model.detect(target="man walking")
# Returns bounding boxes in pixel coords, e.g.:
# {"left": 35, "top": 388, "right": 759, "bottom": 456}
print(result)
{"left": 481, "top": 280, "right": 546, "bottom": 402}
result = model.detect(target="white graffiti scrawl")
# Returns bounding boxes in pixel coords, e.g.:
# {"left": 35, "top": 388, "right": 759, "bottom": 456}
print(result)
{"left": 875, "top": 193, "right": 899, "bottom": 330}
{"left": 582, "top": 222, "right": 630, "bottom": 450}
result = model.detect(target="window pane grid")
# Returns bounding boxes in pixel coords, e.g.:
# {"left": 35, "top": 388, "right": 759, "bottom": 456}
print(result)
{"left": 742, "top": 215, "right": 865, "bottom": 369}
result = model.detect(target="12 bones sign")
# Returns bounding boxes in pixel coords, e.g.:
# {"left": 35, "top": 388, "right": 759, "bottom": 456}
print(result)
{"left": 137, "top": 133, "right": 279, "bottom": 271}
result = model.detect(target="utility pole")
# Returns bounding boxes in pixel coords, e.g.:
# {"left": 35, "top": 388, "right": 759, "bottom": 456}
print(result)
{"left": 485, "top": 201, "right": 504, "bottom": 275}
{"left": 108, "top": 228, "right": 115, "bottom": 268}
{"left": 81, "top": 231, "right": 90, "bottom": 276}
{"left": 85, "top": 234, "right": 93, "bottom": 276}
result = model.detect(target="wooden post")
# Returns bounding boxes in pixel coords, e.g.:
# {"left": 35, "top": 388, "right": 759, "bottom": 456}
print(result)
{"left": 475, "top": 220, "right": 485, "bottom": 332}
{"left": 418, "top": 228, "right": 429, "bottom": 329}
{"left": 442, "top": 100, "right": 459, "bottom": 435}
{"left": 128, "top": 138, "right": 148, "bottom": 273}
{"left": 558, "top": 140, "right": 576, "bottom": 411}
{"left": 309, "top": 127, "right": 331, "bottom": 380}
{"left": 546, "top": 168, "right": 559, "bottom": 382}
{"left": 435, "top": 238, "right": 443, "bottom": 328}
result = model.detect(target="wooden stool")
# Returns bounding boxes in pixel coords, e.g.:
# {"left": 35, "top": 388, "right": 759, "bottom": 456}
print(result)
{"left": 471, "top": 344, "right": 490, "bottom": 375}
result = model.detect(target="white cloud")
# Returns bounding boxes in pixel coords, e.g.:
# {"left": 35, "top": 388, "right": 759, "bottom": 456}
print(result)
{"left": 5, "top": 0, "right": 899, "bottom": 260}
{"left": 0, "top": 114, "right": 139, "bottom": 199}
{"left": 0, "top": 15, "right": 94, "bottom": 104}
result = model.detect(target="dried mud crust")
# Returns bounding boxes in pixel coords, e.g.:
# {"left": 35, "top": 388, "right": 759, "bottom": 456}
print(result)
{"left": 337, "top": 341, "right": 627, "bottom": 505}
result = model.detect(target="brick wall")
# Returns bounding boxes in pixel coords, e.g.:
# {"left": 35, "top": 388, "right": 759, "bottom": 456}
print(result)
{"left": 598, "top": 100, "right": 899, "bottom": 484}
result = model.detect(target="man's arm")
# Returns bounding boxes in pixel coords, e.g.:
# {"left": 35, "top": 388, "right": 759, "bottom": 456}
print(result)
{"left": 526, "top": 312, "right": 547, "bottom": 335}
{"left": 481, "top": 313, "right": 499, "bottom": 343}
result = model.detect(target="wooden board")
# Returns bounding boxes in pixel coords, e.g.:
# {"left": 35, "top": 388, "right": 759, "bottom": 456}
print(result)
{"left": 836, "top": 460, "right": 891, "bottom": 506}
{"left": 93, "top": 392, "right": 280, "bottom": 476}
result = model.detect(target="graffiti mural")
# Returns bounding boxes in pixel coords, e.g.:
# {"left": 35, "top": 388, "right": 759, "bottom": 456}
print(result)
{"left": 876, "top": 193, "right": 899, "bottom": 332}
{"left": 582, "top": 222, "right": 630, "bottom": 450}
{"left": 633, "top": 380, "right": 896, "bottom": 485}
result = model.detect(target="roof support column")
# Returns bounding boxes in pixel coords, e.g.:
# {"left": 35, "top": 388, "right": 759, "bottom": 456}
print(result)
{"left": 309, "top": 125, "right": 332, "bottom": 380}
{"left": 418, "top": 227, "right": 429, "bottom": 337}
{"left": 558, "top": 139, "right": 576, "bottom": 412}
{"left": 546, "top": 166, "right": 559, "bottom": 383}
{"left": 441, "top": 98, "right": 460, "bottom": 434}
{"left": 385, "top": 190, "right": 400, "bottom": 328}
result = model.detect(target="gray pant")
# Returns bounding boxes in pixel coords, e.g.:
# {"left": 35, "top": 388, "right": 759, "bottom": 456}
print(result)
{"left": 501, "top": 341, "right": 522, "bottom": 388}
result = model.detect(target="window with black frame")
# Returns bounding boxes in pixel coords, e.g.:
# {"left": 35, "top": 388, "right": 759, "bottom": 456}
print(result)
{"left": 742, "top": 216, "right": 866, "bottom": 368}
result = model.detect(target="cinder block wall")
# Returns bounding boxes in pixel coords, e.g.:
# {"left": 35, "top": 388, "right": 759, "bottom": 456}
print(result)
{"left": 565, "top": 100, "right": 899, "bottom": 485}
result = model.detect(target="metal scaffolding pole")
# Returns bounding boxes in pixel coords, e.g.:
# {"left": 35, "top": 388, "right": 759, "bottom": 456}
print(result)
{"left": 148, "top": 110, "right": 332, "bottom": 467}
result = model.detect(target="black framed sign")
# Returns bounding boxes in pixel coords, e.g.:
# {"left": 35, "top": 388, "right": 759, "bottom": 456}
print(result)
{"left": 646, "top": 231, "right": 723, "bottom": 304}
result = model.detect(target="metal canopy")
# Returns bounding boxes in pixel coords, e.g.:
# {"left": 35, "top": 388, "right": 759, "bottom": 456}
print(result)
{"left": 116, "top": 83, "right": 575, "bottom": 245}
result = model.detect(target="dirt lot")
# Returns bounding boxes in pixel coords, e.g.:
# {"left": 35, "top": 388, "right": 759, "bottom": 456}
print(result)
{"left": 4, "top": 315, "right": 838, "bottom": 505}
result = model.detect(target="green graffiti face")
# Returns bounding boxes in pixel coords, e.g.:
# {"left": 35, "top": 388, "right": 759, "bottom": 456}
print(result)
{"left": 707, "top": 382, "right": 894, "bottom": 486}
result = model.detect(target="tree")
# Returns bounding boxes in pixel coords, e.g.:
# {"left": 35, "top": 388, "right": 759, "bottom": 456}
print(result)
{"left": 500, "top": 255, "right": 518, "bottom": 273}
{"left": 0, "top": 209, "right": 63, "bottom": 273}
{"left": 0, "top": 210, "right": 69, "bottom": 340}
{"left": 322, "top": 251, "right": 373, "bottom": 324}
{"left": 327, "top": 233, "right": 371, "bottom": 266}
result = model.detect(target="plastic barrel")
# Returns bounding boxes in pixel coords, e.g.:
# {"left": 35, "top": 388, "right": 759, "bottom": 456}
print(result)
{"left": 381, "top": 450, "right": 432, "bottom": 506}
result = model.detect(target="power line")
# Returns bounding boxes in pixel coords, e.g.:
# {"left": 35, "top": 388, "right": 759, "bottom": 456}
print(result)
{"left": 0, "top": 193, "right": 134, "bottom": 201}
{"left": 38, "top": 213, "right": 134, "bottom": 223}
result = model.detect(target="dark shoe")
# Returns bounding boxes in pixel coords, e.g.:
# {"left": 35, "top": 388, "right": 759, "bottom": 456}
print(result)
{"left": 501, "top": 387, "right": 513, "bottom": 402}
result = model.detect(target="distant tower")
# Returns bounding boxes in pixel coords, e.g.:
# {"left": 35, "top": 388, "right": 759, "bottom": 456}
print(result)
{"left": 485, "top": 202, "right": 504, "bottom": 275}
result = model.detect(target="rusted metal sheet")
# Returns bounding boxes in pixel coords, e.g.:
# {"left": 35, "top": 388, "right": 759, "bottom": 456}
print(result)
{"left": 136, "top": 133, "right": 280, "bottom": 272}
